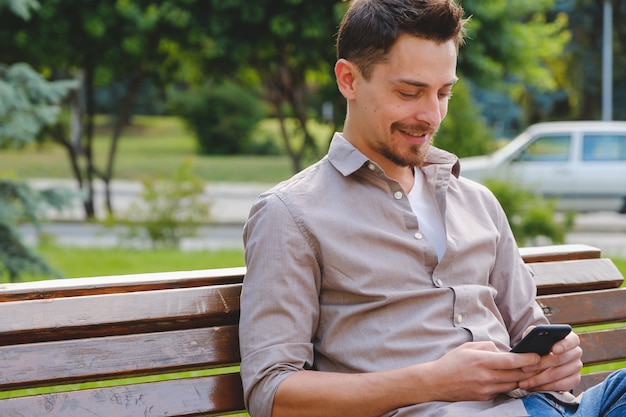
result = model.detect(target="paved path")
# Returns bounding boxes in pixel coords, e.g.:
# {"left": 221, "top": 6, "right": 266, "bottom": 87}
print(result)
{"left": 28, "top": 178, "right": 272, "bottom": 224}
{"left": 24, "top": 179, "right": 626, "bottom": 257}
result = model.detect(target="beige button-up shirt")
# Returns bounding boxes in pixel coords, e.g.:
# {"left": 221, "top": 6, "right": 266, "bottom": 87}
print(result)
{"left": 240, "top": 134, "right": 551, "bottom": 417}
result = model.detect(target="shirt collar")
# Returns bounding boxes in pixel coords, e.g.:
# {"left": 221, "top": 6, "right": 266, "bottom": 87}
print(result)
{"left": 327, "top": 132, "right": 461, "bottom": 178}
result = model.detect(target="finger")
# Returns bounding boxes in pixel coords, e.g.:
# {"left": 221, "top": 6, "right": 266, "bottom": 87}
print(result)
{"left": 502, "top": 351, "right": 541, "bottom": 371}
{"left": 519, "top": 356, "right": 583, "bottom": 391}
{"left": 551, "top": 331, "right": 580, "bottom": 355}
{"left": 522, "top": 345, "right": 582, "bottom": 374}
{"left": 525, "top": 370, "right": 582, "bottom": 393}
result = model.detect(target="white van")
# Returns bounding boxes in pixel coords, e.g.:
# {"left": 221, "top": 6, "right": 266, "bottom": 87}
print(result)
{"left": 459, "top": 121, "right": 626, "bottom": 213}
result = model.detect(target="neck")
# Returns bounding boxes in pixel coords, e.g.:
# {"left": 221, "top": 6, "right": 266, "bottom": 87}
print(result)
{"left": 393, "top": 166, "right": 415, "bottom": 194}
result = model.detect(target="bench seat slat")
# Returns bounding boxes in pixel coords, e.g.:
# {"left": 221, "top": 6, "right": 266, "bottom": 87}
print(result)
{"left": 0, "top": 374, "right": 245, "bottom": 417}
{"left": 0, "top": 284, "right": 241, "bottom": 345}
{"left": 0, "top": 326, "right": 239, "bottom": 390}
{"left": 530, "top": 258, "right": 624, "bottom": 295}
{"left": 537, "top": 288, "right": 626, "bottom": 326}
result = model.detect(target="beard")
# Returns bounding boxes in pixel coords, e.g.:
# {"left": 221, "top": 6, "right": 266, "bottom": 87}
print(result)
{"left": 380, "top": 122, "right": 436, "bottom": 167}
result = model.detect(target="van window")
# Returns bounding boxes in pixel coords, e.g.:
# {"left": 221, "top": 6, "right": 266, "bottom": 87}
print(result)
{"left": 582, "top": 134, "right": 626, "bottom": 161}
{"left": 517, "top": 135, "right": 571, "bottom": 162}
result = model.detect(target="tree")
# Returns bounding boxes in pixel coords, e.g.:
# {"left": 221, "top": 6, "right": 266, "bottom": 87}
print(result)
{"left": 0, "top": 0, "right": 74, "bottom": 282}
{"left": 198, "top": 0, "right": 346, "bottom": 172}
{"left": 0, "top": 0, "right": 214, "bottom": 219}
{"left": 458, "top": 0, "right": 571, "bottom": 137}
{"left": 554, "top": 0, "right": 626, "bottom": 120}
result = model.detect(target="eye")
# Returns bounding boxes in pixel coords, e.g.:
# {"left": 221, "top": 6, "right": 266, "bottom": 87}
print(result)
{"left": 438, "top": 91, "right": 454, "bottom": 99}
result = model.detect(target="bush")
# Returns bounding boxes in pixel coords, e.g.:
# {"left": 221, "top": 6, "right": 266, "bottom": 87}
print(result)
{"left": 485, "top": 180, "right": 575, "bottom": 246}
{"left": 117, "top": 160, "right": 211, "bottom": 249}
{"left": 436, "top": 79, "right": 496, "bottom": 158}
{"left": 168, "top": 80, "right": 268, "bottom": 155}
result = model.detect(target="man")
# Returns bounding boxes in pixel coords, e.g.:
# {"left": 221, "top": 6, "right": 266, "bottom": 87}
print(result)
{"left": 239, "top": 1, "right": 625, "bottom": 416}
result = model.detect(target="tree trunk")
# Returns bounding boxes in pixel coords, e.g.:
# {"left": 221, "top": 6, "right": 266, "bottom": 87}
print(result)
{"left": 82, "top": 66, "right": 97, "bottom": 219}
{"left": 103, "top": 71, "right": 144, "bottom": 217}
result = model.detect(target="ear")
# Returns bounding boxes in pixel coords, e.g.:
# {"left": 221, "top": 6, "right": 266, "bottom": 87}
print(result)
{"left": 335, "top": 59, "right": 359, "bottom": 100}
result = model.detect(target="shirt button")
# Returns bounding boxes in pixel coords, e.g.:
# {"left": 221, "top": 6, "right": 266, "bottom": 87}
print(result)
{"left": 367, "top": 163, "right": 376, "bottom": 171}
{"left": 435, "top": 279, "right": 443, "bottom": 287}
{"left": 456, "top": 314, "right": 464, "bottom": 324}
{"left": 414, "top": 232, "right": 423, "bottom": 240}
{"left": 393, "top": 191, "right": 403, "bottom": 200}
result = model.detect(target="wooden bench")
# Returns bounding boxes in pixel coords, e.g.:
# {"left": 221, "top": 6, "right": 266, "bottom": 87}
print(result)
{"left": 0, "top": 244, "right": 624, "bottom": 416}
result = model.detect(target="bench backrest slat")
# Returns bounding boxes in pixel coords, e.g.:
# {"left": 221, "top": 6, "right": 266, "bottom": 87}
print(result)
{"left": 0, "top": 325, "right": 239, "bottom": 390}
{"left": 529, "top": 258, "right": 624, "bottom": 295}
{"left": 536, "top": 288, "right": 626, "bottom": 326}
{"left": 519, "top": 244, "right": 601, "bottom": 263}
{"left": 577, "top": 371, "right": 616, "bottom": 395}
{"left": 579, "top": 328, "right": 626, "bottom": 366}
{"left": 0, "top": 267, "right": 246, "bottom": 302}
{"left": 0, "top": 284, "right": 241, "bottom": 345}
{"left": 0, "top": 374, "right": 244, "bottom": 417}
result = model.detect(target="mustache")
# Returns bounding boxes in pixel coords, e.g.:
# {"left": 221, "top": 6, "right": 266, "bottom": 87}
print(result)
{"left": 392, "top": 122, "right": 436, "bottom": 136}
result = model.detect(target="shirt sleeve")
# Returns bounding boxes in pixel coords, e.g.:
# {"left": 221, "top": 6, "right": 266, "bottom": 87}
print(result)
{"left": 239, "top": 191, "right": 322, "bottom": 417}
{"left": 487, "top": 193, "right": 549, "bottom": 345}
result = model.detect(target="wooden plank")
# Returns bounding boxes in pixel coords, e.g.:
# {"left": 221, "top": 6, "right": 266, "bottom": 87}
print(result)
{"left": 0, "top": 326, "right": 240, "bottom": 390}
{"left": 537, "top": 288, "right": 626, "bottom": 326}
{"left": 519, "top": 244, "right": 601, "bottom": 264}
{"left": 579, "top": 328, "right": 626, "bottom": 366}
{"left": 0, "top": 284, "right": 241, "bottom": 345}
{"left": 577, "top": 372, "right": 615, "bottom": 396}
{"left": 0, "top": 373, "right": 245, "bottom": 417}
{"left": 530, "top": 258, "right": 624, "bottom": 295}
{"left": 0, "top": 267, "right": 246, "bottom": 301}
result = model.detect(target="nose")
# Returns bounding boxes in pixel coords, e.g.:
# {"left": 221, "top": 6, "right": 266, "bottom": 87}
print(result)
{"left": 413, "top": 92, "right": 445, "bottom": 129}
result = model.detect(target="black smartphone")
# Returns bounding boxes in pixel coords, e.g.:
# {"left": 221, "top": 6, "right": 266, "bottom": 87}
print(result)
{"left": 510, "top": 324, "right": 572, "bottom": 355}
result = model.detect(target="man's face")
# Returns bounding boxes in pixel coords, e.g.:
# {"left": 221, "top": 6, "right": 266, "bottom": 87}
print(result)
{"left": 343, "top": 35, "right": 458, "bottom": 170}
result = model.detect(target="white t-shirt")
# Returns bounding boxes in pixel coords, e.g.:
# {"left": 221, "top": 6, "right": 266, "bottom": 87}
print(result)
{"left": 407, "top": 168, "right": 446, "bottom": 261}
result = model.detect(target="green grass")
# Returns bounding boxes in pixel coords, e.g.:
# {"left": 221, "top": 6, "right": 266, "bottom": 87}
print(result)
{"left": 1, "top": 115, "right": 333, "bottom": 184}
{"left": 612, "top": 258, "right": 626, "bottom": 279}
{"left": 1, "top": 115, "right": 296, "bottom": 184}
{"left": 6, "top": 245, "right": 244, "bottom": 283}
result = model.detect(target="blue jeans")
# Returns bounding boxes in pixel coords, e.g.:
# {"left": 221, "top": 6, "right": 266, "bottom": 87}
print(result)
{"left": 522, "top": 370, "right": 626, "bottom": 416}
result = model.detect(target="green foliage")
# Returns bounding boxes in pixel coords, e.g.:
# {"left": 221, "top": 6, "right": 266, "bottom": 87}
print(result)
{"left": 0, "top": 1, "right": 74, "bottom": 282}
{"left": 0, "top": 63, "right": 75, "bottom": 147}
{"left": 202, "top": 0, "right": 343, "bottom": 172}
{"left": 168, "top": 80, "right": 269, "bottom": 155}
{"left": 485, "top": 179, "right": 574, "bottom": 246}
{"left": 117, "top": 160, "right": 211, "bottom": 249}
{"left": 436, "top": 79, "right": 495, "bottom": 158}
{"left": 460, "top": 0, "right": 570, "bottom": 93}
{"left": 0, "top": 178, "right": 72, "bottom": 281}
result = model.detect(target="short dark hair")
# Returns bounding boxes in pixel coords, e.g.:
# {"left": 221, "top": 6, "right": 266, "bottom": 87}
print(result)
{"left": 336, "top": 0, "right": 469, "bottom": 79}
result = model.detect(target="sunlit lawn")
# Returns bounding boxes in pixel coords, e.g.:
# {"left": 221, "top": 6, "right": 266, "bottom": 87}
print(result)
{"left": 0, "top": 115, "right": 303, "bottom": 184}
{"left": 9, "top": 245, "right": 244, "bottom": 283}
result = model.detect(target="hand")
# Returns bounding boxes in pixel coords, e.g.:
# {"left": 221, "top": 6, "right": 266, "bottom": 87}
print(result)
{"left": 517, "top": 330, "right": 583, "bottom": 392}
{"left": 425, "top": 341, "right": 541, "bottom": 402}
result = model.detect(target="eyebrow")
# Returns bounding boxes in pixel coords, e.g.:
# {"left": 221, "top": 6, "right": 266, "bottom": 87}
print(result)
{"left": 394, "top": 77, "right": 459, "bottom": 88}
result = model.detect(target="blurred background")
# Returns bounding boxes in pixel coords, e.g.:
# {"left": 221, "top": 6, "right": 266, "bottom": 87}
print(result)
{"left": 1, "top": 0, "right": 625, "bottom": 282}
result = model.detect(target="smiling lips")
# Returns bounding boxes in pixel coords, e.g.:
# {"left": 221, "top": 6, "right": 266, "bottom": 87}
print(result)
{"left": 397, "top": 128, "right": 430, "bottom": 145}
